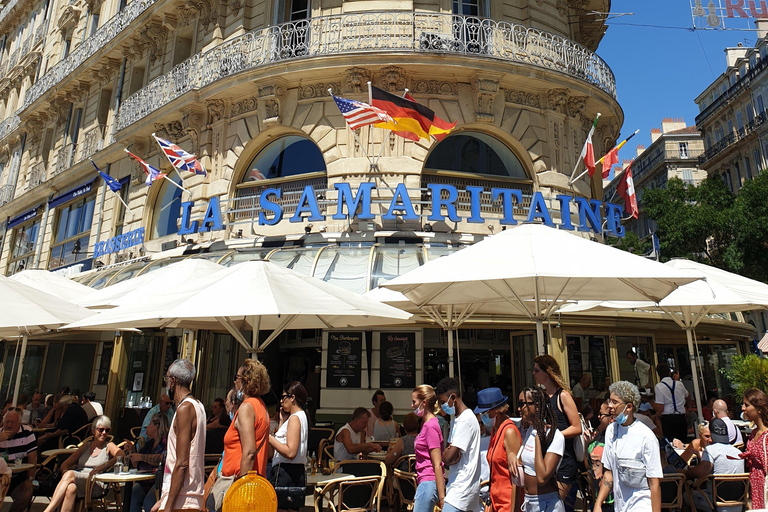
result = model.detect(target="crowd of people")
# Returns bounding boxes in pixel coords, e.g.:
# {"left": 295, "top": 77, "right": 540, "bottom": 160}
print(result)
{"left": 1, "top": 354, "right": 767, "bottom": 512}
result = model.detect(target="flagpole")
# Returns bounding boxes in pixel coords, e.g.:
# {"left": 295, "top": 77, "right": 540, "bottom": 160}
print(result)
{"left": 571, "top": 128, "right": 638, "bottom": 184}
{"left": 328, "top": 88, "right": 375, "bottom": 168}
{"left": 569, "top": 113, "right": 601, "bottom": 183}
{"left": 152, "top": 133, "right": 193, "bottom": 192}
{"left": 162, "top": 175, "right": 192, "bottom": 195}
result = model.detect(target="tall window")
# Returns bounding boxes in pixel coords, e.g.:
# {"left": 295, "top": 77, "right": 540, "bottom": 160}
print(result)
{"left": 678, "top": 142, "right": 688, "bottom": 159}
{"left": 736, "top": 112, "right": 744, "bottom": 132}
{"left": 745, "top": 156, "right": 753, "bottom": 180}
{"left": 753, "top": 149, "right": 761, "bottom": 174}
{"left": 49, "top": 195, "right": 96, "bottom": 269}
{"left": 288, "top": 0, "right": 308, "bottom": 21}
{"left": 151, "top": 173, "right": 183, "bottom": 238}
{"left": 425, "top": 131, "right": 528, "bottom": 179}
{"left": 7, "top": 219, "right": 41, "bottom": 274}
{"left": 758, "top": 95, "right": 765, "bottom": 115}
{"left": 242, "top": 135, "right": 326, "bottom": 182}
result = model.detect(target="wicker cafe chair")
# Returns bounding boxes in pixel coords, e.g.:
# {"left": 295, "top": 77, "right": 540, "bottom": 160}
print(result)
{"left": 659, "top": 473, "right": 684, "bottom": 511}
{"left": 0, "top": 473, "right": 11, "bottom": 502}
{"left": 222, "top": 471, "right": 277, "bottom": 512}
{"left": 314, "top": 475, "right": 382, "bottom": 512}
{"left": 82, "top": 470, "right": 122, "bottom": 512}
{"left": 129, "top": 426, "right": 142, "bottom": 440}
{"left": 686, "top": 473, "right": 750, "bottom": 512}
{"left": 309, "top": 428, "right": 334, "bottom": 468}
{"left": 390, "top": 455, "right": 416, "bottom": 511}
{"left": 61, "top": 424, "right": 91, "bottom": 449}
{"left": 332, "top": 460, "right": 387, "bottom": 512}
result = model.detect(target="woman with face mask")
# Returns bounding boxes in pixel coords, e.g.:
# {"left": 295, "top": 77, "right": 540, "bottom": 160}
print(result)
{"left": 268, "top": 382, "right": 309, "bottom": 511}
{"left": 411, "top": 384, "right": 445, "bottom": 512}
{"left": 475, "top": 387, "right": 522, "bottom": 512}
{"left": 594, "top": 381, "right": 663, "bottom": 512}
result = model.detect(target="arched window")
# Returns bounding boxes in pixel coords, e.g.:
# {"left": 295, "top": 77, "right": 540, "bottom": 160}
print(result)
{"left": 424, "top": 131, "right": 528, "bottom": 179}
{"left": 242, "top": 135, "right": 326, "bottom": 183}
{"left": 151, "top": 173, "right": 183, "bottom": 238}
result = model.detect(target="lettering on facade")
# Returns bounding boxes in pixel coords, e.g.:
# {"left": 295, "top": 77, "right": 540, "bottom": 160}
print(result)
{"left": 93, "top": 227, "right": 146, "bottom": 258}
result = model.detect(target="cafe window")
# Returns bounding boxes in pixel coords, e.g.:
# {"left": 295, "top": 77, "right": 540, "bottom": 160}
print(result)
{"left": 0, "top": 342, "right": 47, "bottom": 398}
{"left": 49, "top": 194, "right": 96, "bottom": 269}
{"left": 424, "top": 131, "right": 529, "bottom": 179}
{"left": 150, "top": 172, "right": 183, "bottom": 239}
{"left": 7, "top": 218, "right": 41, "bottom": 274}
{"left": 617, "top": 335, "right": 655, "bottom": 389}
{"left": 242, "top": 135, "right": 326, "bottom": 183}
{"left": 566, "top": 335, "right": 611, "bottom": 400}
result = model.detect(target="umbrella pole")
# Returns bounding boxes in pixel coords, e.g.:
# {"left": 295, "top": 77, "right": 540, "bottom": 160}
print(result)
{"left": 536, "top": 319, "right": 546, "bottom": 355}
{"left": 685, "top": 327, "right": 704, "bottom": 423}
{"left": 447, "top": 328, "right": 454, "bottom": 379}
{"left": 250, "top": 315, "right": 260, "bottom": 360}
{"left": 12, "top": 335, "right": 28, "bottom": 407}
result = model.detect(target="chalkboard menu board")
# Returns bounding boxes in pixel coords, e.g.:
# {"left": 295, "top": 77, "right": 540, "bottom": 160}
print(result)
{"left": 379, "top": 332, "right": 416, "bottom": 389}
{"left": 97, "top": 342, "right": 114, "bottom": 385}
{"left": 327, "top": 332, "right": 363, "bottom": 388}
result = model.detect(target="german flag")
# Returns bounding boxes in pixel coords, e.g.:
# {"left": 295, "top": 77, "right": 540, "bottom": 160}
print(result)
{"left": 370, "top": 85, "right": 456, "bottom": 141}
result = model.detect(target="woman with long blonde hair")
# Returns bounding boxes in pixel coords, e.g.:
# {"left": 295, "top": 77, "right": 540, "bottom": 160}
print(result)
{"left": 411, "top": 384, "right": 445, "bottom": 512}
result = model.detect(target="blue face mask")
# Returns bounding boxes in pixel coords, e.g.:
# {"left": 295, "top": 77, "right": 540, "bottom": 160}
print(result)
{"left": 615, "top": 404, "right": 629, "bottom": 425}
{"left": 229, "top": 411, "right": 234, "bottom": 421}
{"left": 236, "top": 389, "right": 244, "bottom": 401}
{"left": 741, "top": 411, "right": 748, "bottom": 421}
{"left": 481, "top": 412, "right": 494, "bottom": 428}
{"left": 441, "top": 396, "right": 455, "bottom": 416}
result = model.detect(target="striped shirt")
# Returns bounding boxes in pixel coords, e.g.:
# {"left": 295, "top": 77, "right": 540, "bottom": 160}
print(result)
{"left": 0, "top": 425, "right": 37, "bottom": 461}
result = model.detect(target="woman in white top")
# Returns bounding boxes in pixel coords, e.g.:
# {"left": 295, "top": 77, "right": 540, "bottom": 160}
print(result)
{"left": 268, "top": 381, "right": 309, "bottom": 511}
{"left": 511, "top": 387, "right": 565, "bottom": 512}
{"left": 373, "top": 401, "right": 399, "bottom": 440}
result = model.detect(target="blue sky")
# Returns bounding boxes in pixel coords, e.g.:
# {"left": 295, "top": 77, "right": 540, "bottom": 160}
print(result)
{"left": 596, "top": 1, "right": 758, "bottom": 149}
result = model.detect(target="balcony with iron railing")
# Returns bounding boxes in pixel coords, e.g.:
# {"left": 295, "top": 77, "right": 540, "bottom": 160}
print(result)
{"left": 698, "top": 110, "right": 768, "bottom": 166}
{"left": 53, "top": 143, "right": 77, "bottom": 176}
{"left": 0, "top": 184, "right": 14, "bottom": 205}
{"left": 696, "top": 55, "right": 768, "bottom": 127}
{"left": 27, "top": 161, "right": 46, "bottom": 190}
{"left": 7, "top": 49, "right": 18, "bottom": 68}
{"left": 21, "top": 0, "right": 158, "bottom": 111}
{"left": 78, "top": 125, "right": 107, "bottom": 162}
{"left": 117, "top": 12, "right": 617, "bottom": 130}
{"left": 0, "top": 115, "right": 20, "bottom": 144}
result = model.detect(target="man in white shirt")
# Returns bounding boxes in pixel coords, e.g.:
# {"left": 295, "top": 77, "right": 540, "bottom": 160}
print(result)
{"left": 626, "top": 351, "right": 652, "bottom": 390}
{"left": 712, "top": 399, "right": 743, "bottom": 446}
{"left": 596, "top": 381, "right": 663, "bottom": 512}
{"left": 572, "top": 373, "right": 591, "bottom": 411}
{"left": 366, "top": 390, "right": 386, "bottom": 439}
{"left": 636, "top": 403, "right": 663, "bottom": 438}
{"left": 684, "top": 418, "right": 745, "bottom": 512}
{"left": 653, "top": 363, "right": 691, "bottom": 443}
{"left": 436, "top": 377, "right": 480, "bottom": 512}
{"left": 80, "top": 391, "right": 103, "bottom": 421}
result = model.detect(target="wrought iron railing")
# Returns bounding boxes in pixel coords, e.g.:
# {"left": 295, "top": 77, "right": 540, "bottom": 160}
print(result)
{"left": 420, "top": 175, "right": 534, "bottom": 216}
{"left": 54, "top": 143, "right": 77, "bottom": 175}
{"left": 0, "top": 184, "right": 13, "bottom": 205}
{"left": 117, "top": 12, "right": 616, "bottom": 130}
{"left": 696, "top": 56, "right": 768, "bottom": 127}
{"left": 21, "top": 0, "right": 158, "bottom": 111}
{"left": 20, "top": 37, "right": 30, "bottom": 57}
{"left": 8, "top": 49, "right": 18, "bottom": 68}
{"left": 27, "top": 162, "right": 46, "bottom": 190}
{"left": 698, "top": 110, "right": 767, "bottom": 165}
{"left": 0, "top": 61, "right": 6, "bottom": 77}
{"left": 33, "top": 24, "right": 45, "bottom": 47}
{"left": 78, "top": 124, "right": 106, "bottom": 162}
{"left": 0, "top": 115, "right": 20, "bottom": 144}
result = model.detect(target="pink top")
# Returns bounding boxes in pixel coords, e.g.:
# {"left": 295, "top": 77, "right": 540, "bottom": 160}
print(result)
{"left": 159, "top": 397, "right": 207, "bottom": 511}
{"left": 414, "top": 417, "right": 443, "bottom": 484}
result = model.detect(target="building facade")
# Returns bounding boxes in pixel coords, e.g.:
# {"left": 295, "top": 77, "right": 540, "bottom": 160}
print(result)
{"left": 604, "top": 118, "right": 706, "bottom": 239}
{"left": 0, "top": 0, "right": 754, "bottom": 427}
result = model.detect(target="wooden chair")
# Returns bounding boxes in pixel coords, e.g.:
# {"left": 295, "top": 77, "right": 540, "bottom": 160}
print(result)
{"left": 390, "top": 455, "right": 416, "bottom": 511}
{"left": 309, "top": 428, "right": 334, "bottom": 469}
{"left": 83, "top": 471, "right": 122, "bottom": 512}
{"left": 659, "top": 474, "right": 685, "bottom": 511}
{"left": 323, "top": 444, "right": 338, "bottom": 467}
{"left": 0, "top": 473, "right": 11, "bottom": 502}
{"left": 333, "top": 460, "right": 387, "bottom": 512}
{"left": 61, "top": 424, "right": 91, "bottom": 449}
{"left": 687, "top": 473, "right": 750, "bottom": 512}
{"left": 315, "top": 475, "right": 382, "bottom": 512}
{"left": 222, "top": 471, "right": 277, "bottom": 512}
{"left": 130, "top": 426, "right": 142, "bottom": 440}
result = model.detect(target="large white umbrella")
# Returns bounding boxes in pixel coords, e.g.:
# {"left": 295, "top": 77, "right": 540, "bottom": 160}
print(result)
{"left": 0, "top": 275, "right": 95, "bottom": 404}
{"left": 382, "top": 224, "right": 702, "bottom": 376}
{"left": 65, "top": 261, "right": 413, "bottom": 355}
{"left": 10, "top": 269, "right": 94, "bottom": 301}
{"left": 559, "top": 258, "right": 768, "bottom": 422}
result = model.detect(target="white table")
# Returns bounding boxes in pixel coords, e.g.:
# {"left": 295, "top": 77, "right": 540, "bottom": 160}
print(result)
{"left": 307, "top": 472, "right": 353, "bottom": 487}
{"left": 10, "top": 463, "right": 35, "bottom": 473}
{"left": 41, "top": 448, "right": 77, "bottom": 458}
{"left": 366, "top": 451, "right": 387, "bottom": 461}
{"left": 94, "top": 471, "right": 156, "bottom": 484}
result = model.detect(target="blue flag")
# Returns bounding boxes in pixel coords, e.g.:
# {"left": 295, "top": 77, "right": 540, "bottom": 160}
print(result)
{"left": 92, "top": 160, "right": 122, "bottom": 192}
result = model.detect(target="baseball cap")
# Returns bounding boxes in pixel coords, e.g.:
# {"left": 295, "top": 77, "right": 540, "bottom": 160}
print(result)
{"left": 709, "top": 418, "right": 730, "bottom": 444}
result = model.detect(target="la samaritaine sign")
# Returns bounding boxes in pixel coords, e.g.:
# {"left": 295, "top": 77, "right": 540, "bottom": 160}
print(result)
{"left": 178, "top": 183, "right": 630, "bottom": 238}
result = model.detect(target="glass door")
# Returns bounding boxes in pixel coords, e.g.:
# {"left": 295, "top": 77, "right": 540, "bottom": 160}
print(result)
{"left": 0, "top": 342, "right": 47, "bottom": 399}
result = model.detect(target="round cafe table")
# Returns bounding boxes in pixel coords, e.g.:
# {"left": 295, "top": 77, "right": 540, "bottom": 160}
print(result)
{"left": 41, "top": 448, "right": 77, "bottom": 458}
{"left": 95, "top": 470, "right": 156, "bottom": 512}
{"left": 10, "top": 463, "right": 35, "bottom": 473}
{"left": 366, "top": 451, "right": 387, "bottom": 461}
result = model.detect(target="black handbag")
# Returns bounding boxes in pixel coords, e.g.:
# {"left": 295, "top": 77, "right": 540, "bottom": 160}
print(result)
{"left": 270, "top": 463, "right": 306, "bottom": 510}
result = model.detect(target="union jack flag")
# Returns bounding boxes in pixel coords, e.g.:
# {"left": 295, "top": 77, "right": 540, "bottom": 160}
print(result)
{"left": 125, "top": 149, "right": 166, "bottom": 187}
{"left": 153, "top": 134, "right": 207, "bottom": 176}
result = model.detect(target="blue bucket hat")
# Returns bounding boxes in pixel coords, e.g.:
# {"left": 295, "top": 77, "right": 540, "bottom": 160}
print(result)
{"left": 474, "top": 387, "right": 508, "bottom": 414}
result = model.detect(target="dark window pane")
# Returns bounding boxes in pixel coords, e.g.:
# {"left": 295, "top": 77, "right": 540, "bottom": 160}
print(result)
{"left": 152, "top": 174, "right": 184, "bottom": 238}
{"left": 425, "top": 131, "right": 528, "bottom": 179}
{"left": 243, "top": 135, "right": 326, "bottom": 182}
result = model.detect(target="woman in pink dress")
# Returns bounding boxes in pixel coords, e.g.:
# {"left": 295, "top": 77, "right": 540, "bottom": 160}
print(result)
{"left": 740, "top": 388, "right": 768, "bottom": 508}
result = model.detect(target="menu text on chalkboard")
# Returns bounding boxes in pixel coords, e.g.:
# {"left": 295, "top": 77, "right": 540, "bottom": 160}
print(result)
{"left": 380, "top": 332, "right": 416, "bottom": 388}
{"left": 327, "top": 332, "right": 363, "bottom": 388}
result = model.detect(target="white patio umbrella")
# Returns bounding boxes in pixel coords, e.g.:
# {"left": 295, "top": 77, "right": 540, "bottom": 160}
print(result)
{"left": 64, "top": 261, "right": 413, "bottom": 356}
{"left": 10, "top": 269, "right": 94, "bottom": 301}
{"left": 558, "top": 258, "right": 768, "bottom": 422}
{"left": 381, "top": 224, "right": 702, "bottom": 377}
{"left": 76, "top": 259, "right": 223, "bottom": 308}
{"left": 0, "top": 275, "right": 95, "bottom": 405}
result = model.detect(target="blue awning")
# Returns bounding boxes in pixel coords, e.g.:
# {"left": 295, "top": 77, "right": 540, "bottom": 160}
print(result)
{"left": 8, "top": 206, "right": 41, "bottom": 229}
{"left": 48, "top": 179, "right": 97, "bottom": 209}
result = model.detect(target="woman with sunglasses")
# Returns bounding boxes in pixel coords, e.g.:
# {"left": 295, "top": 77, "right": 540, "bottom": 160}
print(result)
{"left": 42, "top": 415, "right": 124, "bottom": 512}
{"left": 513, "top": 387, "right": 565, "bottom": 512}
{"left": 268, "top": 382, "right": 309, "bottom": 511}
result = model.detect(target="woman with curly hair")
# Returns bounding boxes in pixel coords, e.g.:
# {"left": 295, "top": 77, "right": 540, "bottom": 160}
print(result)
{"left": 740, "top": 387, "right": 768, "bottom": 508}
{"left": 533, "top": 355, "right": 582, "bottom": 506}
{"left": 595, "top": 381, "right": 662, "bottom": 512}
{"left": 221, "top": 359, "right": 272, "bottom": 478}
{"left": 513, "top": 386, "right": 565, "bottom": 512}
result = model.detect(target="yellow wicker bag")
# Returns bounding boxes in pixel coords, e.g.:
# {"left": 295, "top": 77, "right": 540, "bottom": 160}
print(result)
{"left": 221, "top": 471, "right": 278, "bottom": 512}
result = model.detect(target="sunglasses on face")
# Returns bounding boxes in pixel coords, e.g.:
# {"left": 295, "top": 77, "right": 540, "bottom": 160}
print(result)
{"left": 280, "top": 394, "right": 293, "bottom": 402}
{"left": 96, "top": 427, "right": 111, "bottom": 434}
{"left": 517, "top": 401, "right": 535, "bottom": 408}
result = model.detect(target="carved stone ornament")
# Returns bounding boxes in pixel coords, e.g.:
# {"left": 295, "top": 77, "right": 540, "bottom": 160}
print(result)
{"left": 556, "top": 0, "right": 568, "bottom": 17}
{"left": 473, "top": 79, "right": 499, "bottom": 123}
{"left": 57, "top": 5, "right": 81, "bottom": 32}
{"left": 505, "top": 89, "right": 541, "bottom": 108}
{"left": 231, "top": 97, "right": 258, "bottom": 116}
{"left": 547, "top": 88, "right": 569, "bottom": 115}
{"left": 412, "top": 80, "right": 457, "bottom": 96}
{"left": 344, "top": 67, "right": 372, "bottom": 94}
{"left": 182, "top": 108, "right": 205, "bottom": 154}
{"left": 187, "top": 0, "right": 218, "bottom": 29}
{"left": 175, "top": 5, "right": 196, "bottom": 27}
{"left": 567, "top": 96, "right": 587, "bottom": 119}
{"left": 298, "top": 82, "right": 340, "bottom": 100}
{"left": 206, "top": 99, "right": 226, "bottom": 124}
{"left": 91, "top": 58, "right": 120, "bottom": 85}
{"left": 154, "top": 120, "right": 185, "bottom": 140}
{"left": 379, "top": 66, "right": 406, "bottom": 93}
{"left": 138, "top": 19, "right": 168, "bottom": 65}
